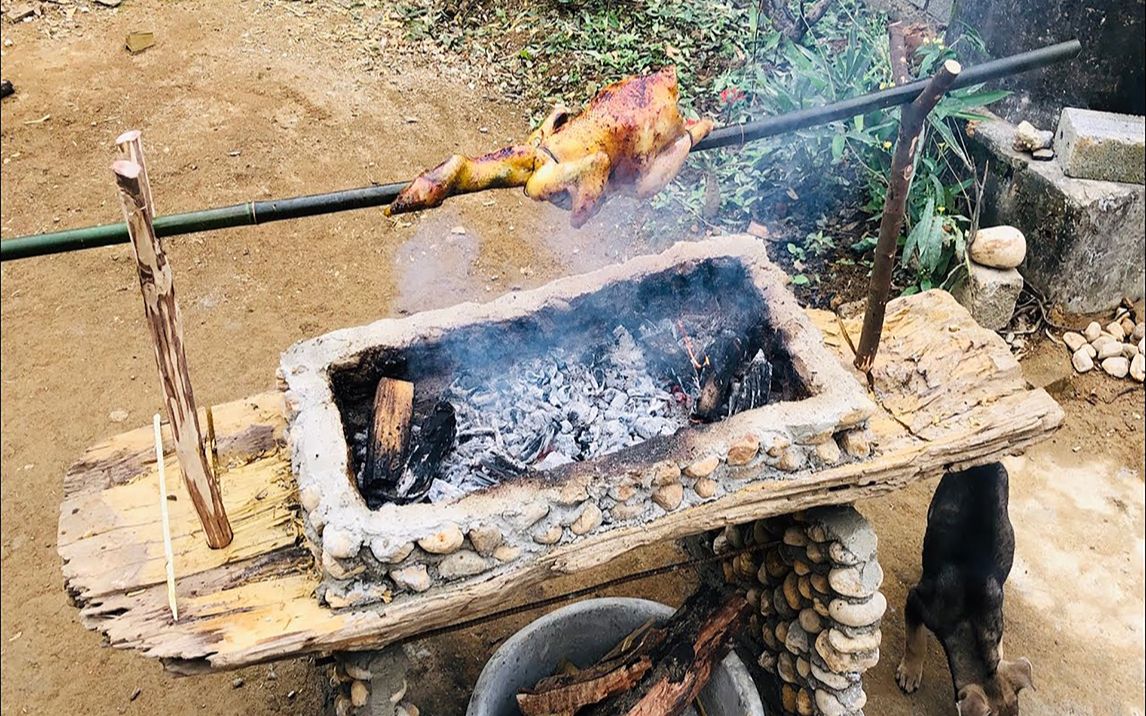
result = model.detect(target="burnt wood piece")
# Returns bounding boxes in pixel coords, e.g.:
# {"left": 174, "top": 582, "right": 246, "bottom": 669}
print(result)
{"left": 380, "top": 401, "right": 457, "bottom": 505}
{"left": 517, "top": 655, "right": 655, "bottom": 716}
{"left": 111, "top": 131, "right": 233, "bottom": 549}
{"left": 582, "top": 590, "right": 751, "bottom": 716}
{"left": 1, "top": 80, "right": 13, "bottom": 98}
{"left": 694, "top": 329, "right": 752, "bottom": 421}
{"left": 728, "top": 350, "right": 772, "bottom": 415}
{"left": 360, "top": 378, "right": 414, "bottom": 505}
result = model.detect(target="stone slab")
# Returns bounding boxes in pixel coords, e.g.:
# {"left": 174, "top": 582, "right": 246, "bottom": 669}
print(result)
{"left": 1056, "top": 108, "right": 1145, "bottom": 185}
{"left": 969, "top": 114, "right": 1146, "bottom": 313}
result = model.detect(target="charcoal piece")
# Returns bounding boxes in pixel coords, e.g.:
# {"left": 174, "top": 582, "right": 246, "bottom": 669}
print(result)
{"left": 693, "top": 329, "right": 752, "bottom": 422}
{"left": 482, "top": 449, "right": 530, "bottom": 480}
{"left": 1, "top": 80, "right": 13, "bottom": 99}
{"left": 373, "top": 401, "right": 457, "bottom": 506}
{"left": 728, "top": 350, "right": 772, "bottom": 414}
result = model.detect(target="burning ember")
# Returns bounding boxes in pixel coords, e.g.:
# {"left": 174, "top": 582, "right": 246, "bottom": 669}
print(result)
{"left": 352, "top": 316, "right": 777, "bottom": 507}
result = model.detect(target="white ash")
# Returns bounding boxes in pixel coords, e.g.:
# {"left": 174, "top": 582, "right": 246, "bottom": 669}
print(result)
{"left": 429, "top": 325, "right": 695, "bottom": 502}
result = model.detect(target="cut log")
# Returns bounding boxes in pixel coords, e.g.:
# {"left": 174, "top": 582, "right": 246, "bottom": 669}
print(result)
{"left": 694, "top": 329, "right": 751, "bottom": 421}
{"left": 359, "top": 378, "right": 414, "bottom": 508}
{"left": 111, "top": 138, "right": 233, "bottom": 549}
{"left": 385, "top": 401, "right": 457, "bottom": 505}
{"left": 583, "top": 590, "right": 751, "bottom": 716}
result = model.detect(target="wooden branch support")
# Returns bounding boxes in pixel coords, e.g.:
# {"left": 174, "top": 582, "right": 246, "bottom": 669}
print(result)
{"left": 111, "top": 133, "right": 233, "bottom": 549}
{"left": 152, "top": 413, "right": 179, "bottom": 621}
{"left": 853, "top": 59, "right": 961, "bottom": 373}
{"left": 888, "top": 22, "right": 911, "bottom": 86}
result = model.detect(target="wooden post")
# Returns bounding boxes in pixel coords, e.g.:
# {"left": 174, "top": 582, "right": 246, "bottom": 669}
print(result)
{"left": 888, "top": 22, "right": 911, "bottom": 86}
{"left": 854, "top": 60, "right": 961, "bottom": 373}
{"left": 111, "top": 139, "right": 233, "bottom": 549}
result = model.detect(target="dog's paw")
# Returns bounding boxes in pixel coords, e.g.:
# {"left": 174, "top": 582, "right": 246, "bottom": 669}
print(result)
{"left": 896, "top": 659, "right": 923, "bottom": 693}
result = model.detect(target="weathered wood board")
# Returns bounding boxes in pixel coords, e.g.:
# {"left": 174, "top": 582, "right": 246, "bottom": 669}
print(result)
{"left": 58, "top": 290, "right": 1063, "bottom": 673}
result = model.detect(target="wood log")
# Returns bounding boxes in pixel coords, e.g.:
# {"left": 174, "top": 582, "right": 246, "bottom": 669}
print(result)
{"left": 694, "top": 329, "right": 751, "bottom": 421}
{"left": 583, "top": 591, "right": 751, "bottom": 716}
{"left": 360, "top": 378, "right": 414, "bottom": 508}
{"left": 384, "top": 401, "right": 457, "bottom": 505}
{"left": 888, "top": 22, "right": 911, "bottom": 86}
{"left": 111, "top": 150, "right": 233, "bottom": 549}
{"left": 728, "top": 350, "right": 773, "bottom": 415}
{"left": 853, "top": 60, "right": 961, "bottom": 373}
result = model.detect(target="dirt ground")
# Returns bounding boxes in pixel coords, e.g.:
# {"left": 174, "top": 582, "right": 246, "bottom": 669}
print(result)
{"left": 1, "top": 2, "right": 1143, "bottom": 714}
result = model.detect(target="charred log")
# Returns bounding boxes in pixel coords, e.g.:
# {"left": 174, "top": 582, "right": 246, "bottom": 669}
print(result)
{"left": 360, "top": 378, "right": 414, "bottom": 505}
{"left": 694, "top": 330, "right": 752, "bottom": 421}
{"left": 728, "top": 350, "right": 773, "bottom": 415}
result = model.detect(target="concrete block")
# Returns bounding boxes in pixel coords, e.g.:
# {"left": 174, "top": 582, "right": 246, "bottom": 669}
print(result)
{"left": 1056, "top": 108, "right": 1145, "bottom": 184}
{"left": 952, "top": 263, "right": 1024, "bottom": 331}
{"left": 969, "top": 115, "right": 1145, "bottom": 313}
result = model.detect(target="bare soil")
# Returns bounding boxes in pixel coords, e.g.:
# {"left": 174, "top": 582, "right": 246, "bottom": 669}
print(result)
{"left": 1, "top": 2, "right": 1143, "bottom": 714}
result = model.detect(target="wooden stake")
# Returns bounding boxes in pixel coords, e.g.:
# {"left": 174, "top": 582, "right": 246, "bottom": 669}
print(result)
{"left": 854, "top": 59, "right": 961, "bottom": 373}
{"left": 153, "top": 413, "right": 179, "bottom": 621}
{"left": 112, "top": 144, "right": 233, "bottom": 549}
{"left": 888, "top": 22, "right": 911, "bottom": 86}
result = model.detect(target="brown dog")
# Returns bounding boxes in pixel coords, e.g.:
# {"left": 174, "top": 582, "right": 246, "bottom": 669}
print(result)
{"left": 896, "top": 463, "right": 1034, "bottom": 714}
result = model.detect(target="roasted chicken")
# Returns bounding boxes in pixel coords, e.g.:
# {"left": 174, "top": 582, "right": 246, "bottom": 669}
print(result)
{"left": 386, "top": 66, "right": 714, "bottom": 227}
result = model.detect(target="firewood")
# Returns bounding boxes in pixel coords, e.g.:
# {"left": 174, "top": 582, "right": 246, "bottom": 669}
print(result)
{"left": 383, "top": 401, "right": 457, "bottom": 505}
{"left": 360, "top": 378, "right": 414, "bottom": 506}
{"left": 694, "top": 330, "right": 751, "bottom": 421}
{"left": 728, "top": 350, "right": 773, "bottom": 415}
{"left": 583, "top": 591, "right": 750, "bottom": 716}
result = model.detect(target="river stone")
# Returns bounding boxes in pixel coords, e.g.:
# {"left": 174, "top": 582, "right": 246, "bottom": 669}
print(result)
{"left": 727, "top": 435, "right": 760, "bottom": 465}
{"left": 796, "top": 688, "right": 814, "bottom": 716}
{"left": 1123, "top": 343, "right": 1139, "bottom": 360}
{"left": 492, "top": 544, "right": 520, "bottom": 562}
{"left": 467, "top": 525, "right": 503, "bottom": 556}
{"left": 758, "top": 651, "right": 777, "bottom": 672}
{"left": 1072, "top": 347, "right": 1095, "bottom": 373}
{"left": 609, "top": 483, "right": 638, "bottom": 502}
{"left": 815, "top": 685, "right": 867, "bottom": 716}
{"left": 1063, "top": 331, "right": 1087, "bottom": 352}
{"left": 1131, "top": 353, "right": 1145, "bottom": 382}
{"left": 811, "top": 573, "right": 830, "bottom": 594}
{"left": 1095, "top": 337, "right": 1124, "bottom": 359}
{"left": 838, "top": 429, "right": 871, "bottom": 459}
{"left": 437, "top": 550, "right": 489, "bottom": 580}
{"left": 970, "top": 225, "right": 1027, "bottom": 268}
{"left": 570, "top": 502, "right": 603, "bottom": 535}
{"left": 651, "top": 461, "right": 681, "bottom": 485}
{"left": 827, "top": 626, "right": 882, "bottom": 654}
{"left": 778, "top": 652, "right": 796, "bottom": 683}
{"left": 829, "top": 592, "right": 888, "bottom": 628}
{"left": 806, "top": 541, "right": 827, "bottom": 563}
{"left": 1084, "top": 321, "right": 1103, "bottom": 341}
{"left": 777, "top": 447, "right": 806, "bottom": 472}
{"left": 693, "top": 477, "right": 717, "bottom": 498}
{"left": 799, "top": 608, "right": 823, "bottom": 634}
{"left": 532, "top": 525, "right": 564, "bottom": 545}
{"left": 610, "top": 501, "right": 645, "bottom": 521}
{"left": 323, "top": 527, "right": 362, "bottom": 560}
{"left": 783, "top": 526, "right": 808, "bottom": 547}
{"left": 793, "top": 559, "right": 811, "bottom": 576}
{"left": 814, "top": 439, "right": 842, "bottom": 465}
{"left": 815, "top": 630, "right": 880, "bottom": 673}
{"left": 809, "top": 507, "right": 877, "bottom": 562}
{"left": 370, "top": 537, "right": 415, "bottom": 564}
{"left": 1102, "top": 356, "right": 1130, "bottom": 378}
{"left": 811, "top": 661, "right": 853, "bottom": 690}
{"left": 684, "top": 455, "right": 720, "bottom": 479}
{"left": 1135, "top": 322, "right": 1146, "bottom": 342}
{"left": 652, "top": 483, "right": 684, "bottom": 511}
{"left": 784, "top": 572, "right": 803, "bottom": 610}
{"left": 418, "top": 524, "right": 464, "bottom": 555}
{"left": 785, "top": 621, "right": 810, "bottom": 655}
{"left": 507, "top": 503, "right": 550, "bottom": 530}
{"left": 796, "top": 656, "right": 811, "bottom": 679}
{"left": 1108, "top": 321, "right": 1128, "bottom": 341}
{"left": 774, "top": 587, "right": 796, "bottom": 618}
{"left": 829, "top": 562, "right": 884, "bottom": 599}
{"left": 1012, "top": 121, "right": 1053, "bottom": 152}
{"left": 389, "top": 564, "right": 431, "bottom": 593}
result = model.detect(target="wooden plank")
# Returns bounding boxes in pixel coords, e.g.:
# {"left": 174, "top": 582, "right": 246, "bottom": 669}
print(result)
{"left": 58, "top": 289, "right": 1064, "bottom": 672}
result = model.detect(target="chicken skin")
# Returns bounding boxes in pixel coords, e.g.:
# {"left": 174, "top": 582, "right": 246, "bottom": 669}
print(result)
{"left": 386, "top": 66, "right": 714, "bottom": 227}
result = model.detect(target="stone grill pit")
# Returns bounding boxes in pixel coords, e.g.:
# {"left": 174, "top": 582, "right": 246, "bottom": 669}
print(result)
{"left": 280, "top": 237, "right": 874, "bottom": 609}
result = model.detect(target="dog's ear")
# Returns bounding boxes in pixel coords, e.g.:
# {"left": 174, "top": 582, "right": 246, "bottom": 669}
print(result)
{"left": 957, "top": 685, "right": 992, "bottom": 716}
{"left": 999, "top": 657, "right": 1034, "bottom": 692}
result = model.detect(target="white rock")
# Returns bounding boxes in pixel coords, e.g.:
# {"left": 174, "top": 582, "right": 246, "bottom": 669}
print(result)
{"left": 437, "top": 550, "right": 489, "bottom": 580}
{"left": 1012, "top": 120, "right": 1053, "bottom": 152}
{"left": 827, "top": 626, "right": 882, "bottom": 654}
{"left": 1062, "top": 331, "right": 1087, "bottom": 353}
{"left": 1083, "top": 321, "right": 1103, "bottom": 342}
{"left": 389, "top": 564, "right": 431, "bottom": 593}
{"left": 1102, "top": 356, "right": 1130, "bottom": 378}
{"left": 1106, "top": 321, "right": 1127, "bottom": 341}
{"left": 1134, "top": 322, "right": 1146, "bottom": 342}
{"left": 969, "top": 226, "right": 1026, "bottom": 269}
{"left": 323, "top": 527, "right": 362, "bottom": 559}
{"left": 811, "top": 661, "right": 853, "bottom": 690}
{"left": 1122, "top": 343, "right": 1139, "bottom": 360}
{"left": 417, "top": 524, "right": 464, "bottom": 554}
{"left": 829, "top": 592, "right": 888, "bottom": 628}
{"left": 1095, "top": 337, "right": 1123, "bottom": 360}
{"left": 828, "top": 562, "right": 883, "bottom": 599}
{"left": 1083, "top": 343, "right": 1097, "bottom": 358}
{"left": 1072, "top": 347, "right": 1095, "bottom": 373}
{"left": 370, "top": 537, "right": 414, "bottom": 564}
{"left": 1130, "top": 354, "right": 1145, "bottom": 382}
{"left": 467, "top": 525, "right": 504, "bottom": 556}
{"left": 570, "top": 502, "right": 603, "bottom": 535}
